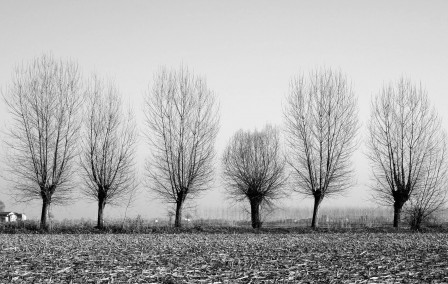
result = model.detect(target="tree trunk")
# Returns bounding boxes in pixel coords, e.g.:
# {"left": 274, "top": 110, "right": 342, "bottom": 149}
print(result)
{"left": 409, "top": 207, "right": 423, "bottom": 231}
{"left": 250, "top": 200, "right": 261, "bottom": 229}
{"left": 40, "top": 199, "right": 50, "bottom": 231}
{"left": 174, "top": 201, "right": 183, "bottom": 228}
{"left": 393, "top": 201, "right": 404, "bottom": 228}
{"left": 97, "top": 199, "right": 106, "bottom": 229}
{"left": 410, "top": 212, "right": 422, "bottom": 231}
{"left": 311, "top": 195, "right": 321, "bottom": 229}
{"left": 413, "top": 214, "right": 422, "bottom": 231}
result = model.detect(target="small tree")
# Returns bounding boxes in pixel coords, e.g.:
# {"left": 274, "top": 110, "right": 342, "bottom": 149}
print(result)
{"left": 367, "top": 78, "right": 447, "bottom": 228}
{"left": 144, "top": 66, "right": 219, "bottom": 228}
{"left": 80, "top": 75, "right": 137, "bottom": 229}
{"left": 2, "top": 54, "right": 83, "bottom": 231}
{"left": 406, "top": 136, "right": 448, "bottom": 230}
{"left": 0, "top": 201, "right": 5, "bottom": 212}
{"left": 284, "top": 68, "right": 359, "bottom": 228}
{"left": 222, "top": 125, "right": 287, "bottom": 229}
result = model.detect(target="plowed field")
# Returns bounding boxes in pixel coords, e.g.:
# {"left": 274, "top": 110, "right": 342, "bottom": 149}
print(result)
{"left": 1, "top": 233, "right": 447, "bottom": 283}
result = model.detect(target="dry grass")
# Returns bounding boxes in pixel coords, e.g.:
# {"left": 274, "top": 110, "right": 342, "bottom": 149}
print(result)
{"left": 1, "top": 218, "right": 448, "bottom": 234}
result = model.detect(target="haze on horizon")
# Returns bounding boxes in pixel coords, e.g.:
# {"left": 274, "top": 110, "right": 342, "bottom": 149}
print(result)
{"left": 0, "top": 0, "right": 447, "bottom": 221}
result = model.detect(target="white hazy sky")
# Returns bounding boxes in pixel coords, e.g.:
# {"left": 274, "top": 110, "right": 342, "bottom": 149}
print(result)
{"left": 1, "top": 0, "right": 448, "bottom": 221}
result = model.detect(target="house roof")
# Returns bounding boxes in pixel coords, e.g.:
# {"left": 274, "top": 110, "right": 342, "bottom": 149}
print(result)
{"left": 0, "top": 212, "right": 17, "bottom": 216}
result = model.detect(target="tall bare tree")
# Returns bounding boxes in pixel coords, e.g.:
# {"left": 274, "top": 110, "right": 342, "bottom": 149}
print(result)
{"left": 222, "top": 125, "right": 287, "bottom": 229}
{"left": 284, "top": 68, "right": 359, "bottom": 228}
{"left": 144, "top": 66, "right": 219, "bottom": 227}
{"left": 80, "top": 75, "right": 137, "bottom": 229}
{"left": 2, "top": 54, "right": 83, "bottom": 231}
{"left": 367, "top": 78, "right": 448, "bottom": 228}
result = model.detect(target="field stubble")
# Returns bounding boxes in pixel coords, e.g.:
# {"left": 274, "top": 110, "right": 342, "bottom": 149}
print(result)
{"left": 1, "top": 233, "right": 447, "bottom": 283}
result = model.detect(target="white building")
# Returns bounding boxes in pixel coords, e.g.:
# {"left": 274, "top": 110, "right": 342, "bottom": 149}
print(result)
{"left": 0, "top": 212, "right": 26, "bottom": 222}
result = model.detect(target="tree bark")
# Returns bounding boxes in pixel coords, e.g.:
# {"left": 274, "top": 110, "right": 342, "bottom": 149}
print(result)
{"left": 174, "top": 201, "right": 183, "bottom": 228}
{"left": 97, "top": 199, "right": 106, "bottom": 229}
{"left": 393, "top": 201, "right": 404, "bottom": 228}
{"left": 311, "top": 195, "right": 321, "bottom": 229}
{"left": 250, "top": 200, "right": 261, "bottom": 229}
{"left": 40, "top": 199, "right": 50, "bottom": 231}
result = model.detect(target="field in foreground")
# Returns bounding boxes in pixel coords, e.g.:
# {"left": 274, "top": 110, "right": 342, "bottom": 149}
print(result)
{"left": 1, "top": 233, "right": 447, "bottom": 283}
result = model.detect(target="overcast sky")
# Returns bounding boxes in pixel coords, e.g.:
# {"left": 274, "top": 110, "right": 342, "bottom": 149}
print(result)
{"left": 1, "top": 0, "right": 448, "bottom": 221}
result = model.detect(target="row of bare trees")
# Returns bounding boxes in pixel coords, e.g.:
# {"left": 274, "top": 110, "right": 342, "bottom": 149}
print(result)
{"left": 286, "top": 73, "right": 447, "bottom": 230}
{"left": 146, "top": 67, "right": 447, "bottom": 230}
{"left": 2, "top": 55, "right": 137, "bottom": 230}
{"left": 2, "top": 54, "right": 447, "bottom": 231}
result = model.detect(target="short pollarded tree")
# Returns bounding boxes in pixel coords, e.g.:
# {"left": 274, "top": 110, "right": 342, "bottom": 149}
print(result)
{"left": 144, "top": 66, "right": 219, "bottom": 228}
{"left": 80, "top": 75, "right": 137, "bottom": 229}
{"left": 407, "top": 135, "right": 448, "bottom": 230}
{"left": 368, "top": 78, "right": 448, "bottom": 228}
{"left": 222, "top": 125, "right": 287, "bottom": 229}
{"left": 284, "top": 68, "right": 359, "bottom": 228}
{"left": 2, "top": 54, "right": 83, "bottom": 231}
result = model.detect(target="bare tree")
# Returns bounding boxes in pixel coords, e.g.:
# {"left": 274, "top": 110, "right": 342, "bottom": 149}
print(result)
{"left": 222, "top": 125, "right": 287, "bottom": 229}
{"left": 2, "top": 54, "right": 83, "bottom": 231}
{"left": 406, "top": 135, "right": 448, "bottom": 230}
{"left": 284, "top": 68, "right": 359, "bottom": 228}
{"left": 144, "top": 66, "right": 219, "bottom": 228}
{"left": 80, "top": 75, "right": 137, "bottom": 229}
{"left": 367, "top": 78, "right": 448, "bottom": 228}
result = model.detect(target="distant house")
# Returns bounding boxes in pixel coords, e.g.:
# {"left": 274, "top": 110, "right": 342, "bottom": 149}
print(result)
{"left": 0, "top": 212, "right": 26, "bottom": 222}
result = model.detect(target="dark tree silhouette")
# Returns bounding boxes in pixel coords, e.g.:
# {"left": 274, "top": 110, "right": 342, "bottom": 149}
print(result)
{"left": 367, "top": 78, "right": 448, "bottom": 228}
{"left": 80, "top": 75, "right": 137, "bottom": 229}
{"left": 284, "top": 68, "right": 359, "bottom": 228}
{"left": 0, "top": 201, "right": 5, "bottom": 212}
{"left": 2, "top": 54, "right": 83, "bottom": 231}
{"left": 144, "top": 66, "right": 219, "bottom": 228}
{"left": 222, "top": 125, "right": 287, "bottom": 229}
